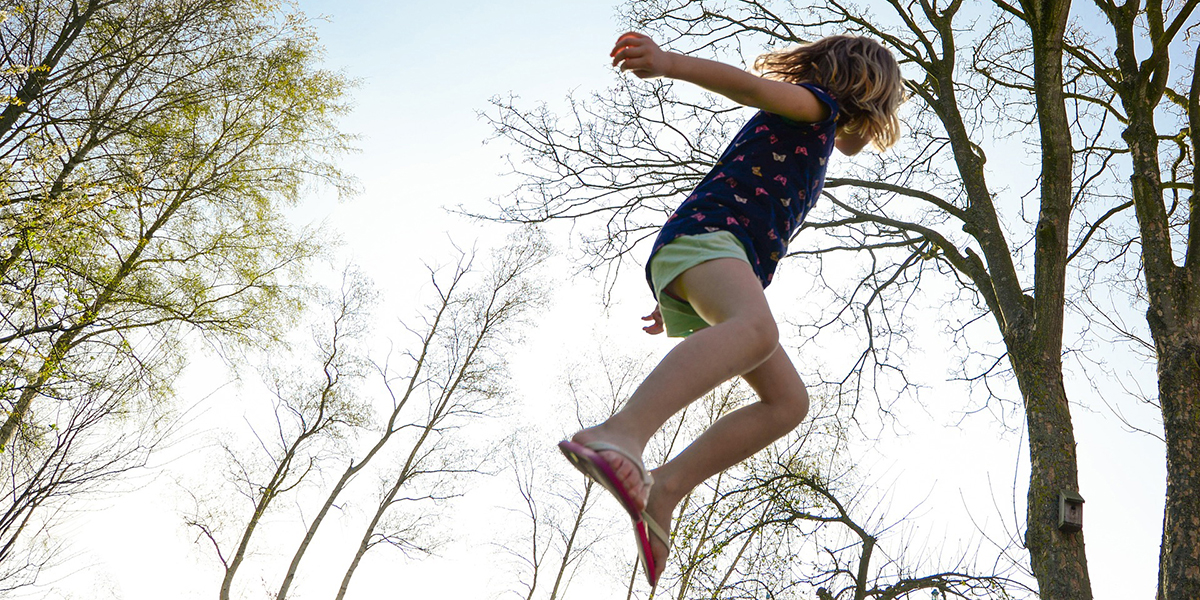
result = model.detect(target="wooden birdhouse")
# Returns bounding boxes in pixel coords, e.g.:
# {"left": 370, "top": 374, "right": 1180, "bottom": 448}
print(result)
{"left": 1058, "top": 490, "right": 1085, "bottom": 533}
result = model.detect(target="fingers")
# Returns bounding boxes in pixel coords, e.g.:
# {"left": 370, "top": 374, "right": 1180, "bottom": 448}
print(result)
{"left": 641, "top": 309, "right": 664, "bottom": 335}
{"left": 611, "top": 47, "right": 635, "bottom": 68}
{"left": 611, "top": 42, "right": 647, "bottom": 68}
{"left": 611, "top": 31, "right": 648, "bottom": 57}
{"left": 610, "top": 31, "right": 660, "bottom": 76}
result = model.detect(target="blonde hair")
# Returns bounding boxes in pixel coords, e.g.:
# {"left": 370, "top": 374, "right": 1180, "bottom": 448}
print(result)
{"left": 754, "top": 36, "right": 904, "bottom": 150}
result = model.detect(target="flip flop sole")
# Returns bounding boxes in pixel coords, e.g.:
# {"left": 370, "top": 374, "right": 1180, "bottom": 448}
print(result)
{"left": 557, "top": 440, "right": 642, "bottom": 520}
{"left": 634, "top": 519, "right": 659, "bottom": 587}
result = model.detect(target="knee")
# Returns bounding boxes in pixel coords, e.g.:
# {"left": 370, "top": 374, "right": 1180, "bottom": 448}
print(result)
{"left": 780, "top": 383, "right": 810, "bottom": 430}
{"left": 758, "top": 372, "right": 809, "bottom": 432}
{"left": 738, "top": 314, "right": 780, "bottom": 363}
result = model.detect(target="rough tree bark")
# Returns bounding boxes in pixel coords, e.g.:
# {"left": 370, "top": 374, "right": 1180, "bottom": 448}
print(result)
{"left": 1006, "top": 1, "right": 1092, "bottom": 597}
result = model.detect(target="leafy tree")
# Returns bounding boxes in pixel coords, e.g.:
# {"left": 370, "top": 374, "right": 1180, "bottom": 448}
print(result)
{"left": 721, "top": 443, "right": 1031, "bottom": 600}
{"left": 647, "top": 384, "right": 1029, "bottom": 600}
{"left": 0, "top": 0, "right": 353, "bottom": 587}
{"left": 0, "top": 0, "right": 354, "bottom": 450}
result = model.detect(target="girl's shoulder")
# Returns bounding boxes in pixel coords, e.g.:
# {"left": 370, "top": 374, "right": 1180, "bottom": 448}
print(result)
{"left": 781, "top": 83, "right": 839, "bottom": 127}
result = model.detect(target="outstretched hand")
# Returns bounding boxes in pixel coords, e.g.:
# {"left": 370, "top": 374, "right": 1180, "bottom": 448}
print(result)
{"left": 641, "top": 305, "right": 664, "bottom": 335}
{"left": 611, "top": 32, "right": 673, "bottom": 79}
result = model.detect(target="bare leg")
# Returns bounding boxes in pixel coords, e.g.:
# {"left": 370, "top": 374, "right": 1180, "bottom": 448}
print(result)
{"left": 571, "top": 257, "right": 794, "bottom": 508}
{"left": 642, "top": 345, "right": 809, "bottom": 580}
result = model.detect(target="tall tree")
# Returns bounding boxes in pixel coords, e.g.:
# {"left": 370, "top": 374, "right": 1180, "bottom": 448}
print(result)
{"left": 187, "top": 269, "right": 375, "bottom": 600}
{"left": 479, "top": 0, "right": 1194, "bottom": 596}
{"left": 0, "top": 340, "right": 177, "bottom": 591}
{"left": 329, "top": 237, "right": 548, "bottom": 600}
{"left": 496, "top": 348, "right": 656, "bottom": 600}
{"left": 683, "top": 440, "right": 1031, "bottom": 600}
{"left": 1061, "top": 1, "right": 1199, "bottom": 597}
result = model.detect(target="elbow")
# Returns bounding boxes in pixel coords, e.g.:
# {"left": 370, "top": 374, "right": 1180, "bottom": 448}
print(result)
{"left": 835, "top": 137, "right": 867, "bottom": 156}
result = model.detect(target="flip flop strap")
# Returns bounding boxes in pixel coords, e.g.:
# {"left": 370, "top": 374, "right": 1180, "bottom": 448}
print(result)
{"left": 642, "top": 512, "right": 670, "bottom": 545}
{"left": 583, "top": 442, "right": 653, "bottom": 486}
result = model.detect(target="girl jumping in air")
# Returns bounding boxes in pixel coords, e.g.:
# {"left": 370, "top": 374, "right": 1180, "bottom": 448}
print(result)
{"left": 558, "top": 32, "right": 904, "bottom": 587}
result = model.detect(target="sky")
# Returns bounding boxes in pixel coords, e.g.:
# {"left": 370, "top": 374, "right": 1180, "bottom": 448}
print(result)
{"left": 46, "top": 1, "right": 1170, "bottom": 598}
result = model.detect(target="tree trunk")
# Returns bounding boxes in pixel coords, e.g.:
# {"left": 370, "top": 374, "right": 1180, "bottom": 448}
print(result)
{"left": 274, "top": 468, "right": 353, "bottom": 600}
{"left": 1015, "top": 1, "right": 1093, "bottom": 597}
{"left": 1107, "top": 10, "right": 1200, "bottom": 594}
{"left": 1012, "top": 357, "right": 1092, "bottom": 599}
{"left": 1155, "top": 331, "right": 1200, "bottom": 599}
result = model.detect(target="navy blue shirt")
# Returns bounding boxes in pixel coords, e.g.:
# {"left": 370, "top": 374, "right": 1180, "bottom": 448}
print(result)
{"left": 647, "top": 83, "right": 839, "bottom": 293}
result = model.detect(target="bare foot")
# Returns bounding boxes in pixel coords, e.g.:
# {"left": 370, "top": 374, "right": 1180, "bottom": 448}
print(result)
{"left": 571, "top": 427, "right": 650, "bottom": 512}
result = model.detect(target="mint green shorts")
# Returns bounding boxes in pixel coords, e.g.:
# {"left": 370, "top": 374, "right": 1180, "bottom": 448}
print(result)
{"left": 649, "top": 230, "right": 751, "bottom": 338}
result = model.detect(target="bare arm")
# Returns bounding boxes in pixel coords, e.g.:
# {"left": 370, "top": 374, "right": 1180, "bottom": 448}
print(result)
{"left": 611, "top": 32, "right": 830, "bottom": 124}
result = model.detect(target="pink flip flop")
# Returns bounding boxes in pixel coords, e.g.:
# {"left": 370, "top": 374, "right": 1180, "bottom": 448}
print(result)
{"left": 557, "top": 440, "right": 653, "bottom": 520}
{"left": 635, "top": 511, "right": 670, "bottom": 587}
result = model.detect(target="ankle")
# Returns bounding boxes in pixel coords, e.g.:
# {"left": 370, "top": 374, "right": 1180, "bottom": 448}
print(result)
{"left": 648, "top": 467, "right": 686, "bottom": 508}
{"left": 573, "top": 423, "right": 645, "bottom": 457}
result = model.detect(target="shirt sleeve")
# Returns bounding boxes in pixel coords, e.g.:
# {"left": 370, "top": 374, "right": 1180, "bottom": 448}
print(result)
{"left": 796, "top": 83, "right": 840, "bottom": 126}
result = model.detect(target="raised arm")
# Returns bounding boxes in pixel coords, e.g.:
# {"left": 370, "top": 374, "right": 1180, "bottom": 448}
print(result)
{"left": 611, "top": 32, "right": 829, "bottom": 124}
